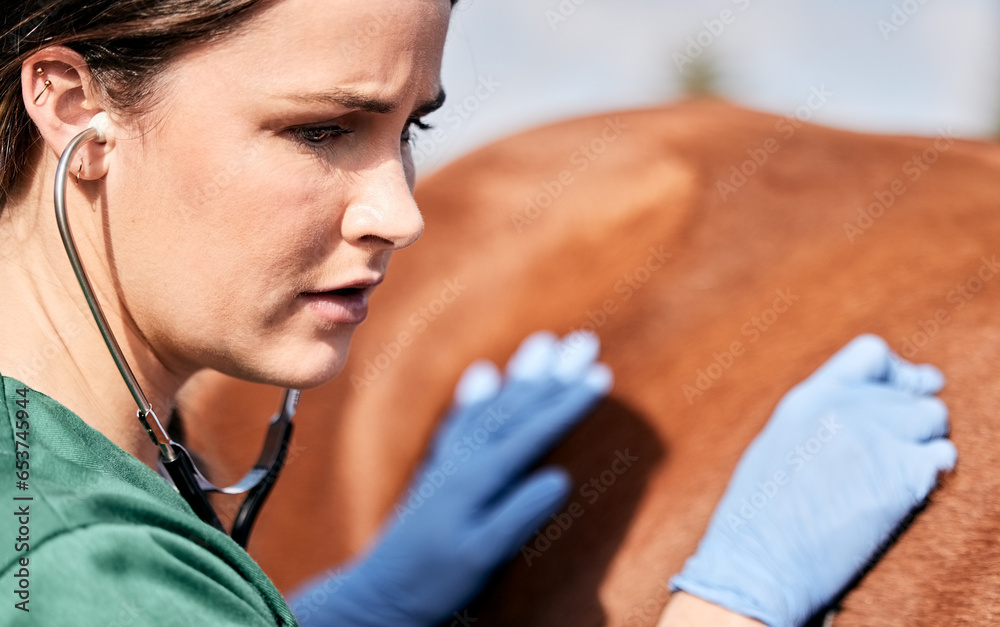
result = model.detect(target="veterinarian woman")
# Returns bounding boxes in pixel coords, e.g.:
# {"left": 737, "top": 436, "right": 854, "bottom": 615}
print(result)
{"left": 0, "top": 1, "right": 956, "bottom": 625}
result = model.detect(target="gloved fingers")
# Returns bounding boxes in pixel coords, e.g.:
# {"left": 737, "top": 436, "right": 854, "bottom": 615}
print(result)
{"left": 883, "top": 355, "right": 945, "bottom": 396}
{"left": 433, "top": 330, "right": 610, "bottom": 475}
{"left": 874, "top": 396, "right": 950, "bottom": 442}
{"left": 491, "top": 331, "right": 606, "bottom": 414}
{"left": 901, "top": 439, "right": 958, "bottom": 503}
{"left": 435, "top": 364, "right": 611, "bottom": 470}
{"left": 472, "top": 374, "right": 610, "bottom": 493}
{"left": 811, "top": 335, "right": 891, "bottom": 384}
{"left": 813, "top": 335, "right": 943, "bottom": 394}
{"left": 493, "top": 361, "right": 613, "bottom": 434}
{"left": 453, "top": 359, "right": 503, "bottom": 408}
{"left": 444, "top": 380, "right": 565, "bottom": 451}
{"left": 825, "top": 387, "right": 949, "bottom": 441}
{"left": 584, "top": 362, "right": 614, "bottom": 393}
{"left": 437, "top": 328, "right": 595, "bottom": 454}
{"left": 428, "top": 360, "right": 504, "bottom": 460}
{"left": 459, "top": 467, "right": 571, "bottom": 567}
{"left": 552, "top": 331, "right": 602, "bottom": 382}
{"left": 499, "top": 362, "right": 611, "bottom": 441}
{"left": 505, "top": 329, "right": 602, "bottom": 383}
{"left": 505, "top": 331, "right": 562, "bottom": 381}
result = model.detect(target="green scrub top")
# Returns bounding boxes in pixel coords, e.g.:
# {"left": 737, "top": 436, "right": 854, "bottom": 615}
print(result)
{"left": 0, "top": 374, "right": 298, "bottom": 626}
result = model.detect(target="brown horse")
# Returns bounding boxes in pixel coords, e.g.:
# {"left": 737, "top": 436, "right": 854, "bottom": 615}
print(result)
{"left": 178, "top": 100, "right": 1000, "bottom": 626}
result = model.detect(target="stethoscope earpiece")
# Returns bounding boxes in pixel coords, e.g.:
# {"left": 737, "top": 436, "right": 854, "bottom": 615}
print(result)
{"left": 88, "top": 112, "right": 111, "bottom": 143}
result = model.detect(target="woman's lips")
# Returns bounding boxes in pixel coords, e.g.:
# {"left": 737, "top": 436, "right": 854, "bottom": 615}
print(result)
{"left": 299, "top": 288, "right": 371, "bottom": 325}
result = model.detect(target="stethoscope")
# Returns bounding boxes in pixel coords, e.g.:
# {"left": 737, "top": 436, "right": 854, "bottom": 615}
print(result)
{"left": 54, "top": 113, "right": 298, "bottom": 548}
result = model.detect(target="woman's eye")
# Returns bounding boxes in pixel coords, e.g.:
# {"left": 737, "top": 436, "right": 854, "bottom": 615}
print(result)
{"left": 402, "top": 117, "right": 434, "bottom": 144}
{"left": 295, "top": 125, "right": 353, "bottom": 146}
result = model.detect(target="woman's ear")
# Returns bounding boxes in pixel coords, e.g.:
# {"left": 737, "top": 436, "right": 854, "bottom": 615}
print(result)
{"left": 21, "top": 46, "right": 114, "bottom": 182}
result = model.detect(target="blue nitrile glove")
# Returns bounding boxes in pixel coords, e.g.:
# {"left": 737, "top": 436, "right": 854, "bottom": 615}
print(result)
{"left": 290, "top": 330, "right": 613, "bottom": 626}
{"left": 669, "top": 335, "right": 957, "bottom": 627}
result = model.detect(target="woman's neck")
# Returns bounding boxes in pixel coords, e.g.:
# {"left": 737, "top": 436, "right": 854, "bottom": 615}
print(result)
{"left": 0, "top": 160, "right": 185, "bottom": 470}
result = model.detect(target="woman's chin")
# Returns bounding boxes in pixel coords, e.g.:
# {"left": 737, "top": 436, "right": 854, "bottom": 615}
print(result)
{"left": 229, "top": 337, "right": 353, "bottom": 390}
{"left": 273, "top": 350, "right": 351, "bottom": 389}
{"left": 287, "top": 361, "right": 349, "bottom": 390}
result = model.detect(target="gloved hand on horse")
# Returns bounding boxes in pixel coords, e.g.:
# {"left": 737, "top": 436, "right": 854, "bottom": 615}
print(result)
{"left": 289, "top": 330, "right": 612, "bottom": 626}
{"left": 670, "top": 334, "right": 957, "bottom": 627}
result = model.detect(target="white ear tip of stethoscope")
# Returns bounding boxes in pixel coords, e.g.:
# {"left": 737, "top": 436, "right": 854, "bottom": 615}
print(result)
{"left": 88, "top": 112, "right": 110, "bottom": 142}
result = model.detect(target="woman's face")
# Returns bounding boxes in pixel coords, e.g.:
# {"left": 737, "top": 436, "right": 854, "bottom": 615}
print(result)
{"left": 103, "top": 0, "right": 450, "bottom": 388}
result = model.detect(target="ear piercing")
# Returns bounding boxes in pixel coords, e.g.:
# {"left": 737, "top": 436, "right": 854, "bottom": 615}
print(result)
{"left": 76, "top": 159, "right": 83, "bottom": 184}
{"left": 33, "top": 67, "right": 51, "bottom": 104}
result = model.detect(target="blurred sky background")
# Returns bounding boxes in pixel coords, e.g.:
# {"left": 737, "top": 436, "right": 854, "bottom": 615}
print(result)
{"left": 412, "top": 0, "right": 1000, "bottom": 177}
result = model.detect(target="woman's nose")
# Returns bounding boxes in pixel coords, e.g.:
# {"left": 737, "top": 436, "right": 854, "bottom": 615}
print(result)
{"left": 341, "top": 157, "right": 424, "bottom": 250}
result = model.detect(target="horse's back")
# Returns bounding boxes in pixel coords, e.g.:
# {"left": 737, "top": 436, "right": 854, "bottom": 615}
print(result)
{"left": 180, "top": 100, "right": 1000, "bottom": 626}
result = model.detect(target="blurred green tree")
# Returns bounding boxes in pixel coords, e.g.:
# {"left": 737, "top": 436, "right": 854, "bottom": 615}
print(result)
{"left": 679, "top": 53, "right": 723, "bottom": 99}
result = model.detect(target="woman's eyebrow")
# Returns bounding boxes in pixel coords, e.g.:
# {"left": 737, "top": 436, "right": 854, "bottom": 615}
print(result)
{"left": 276, "top": 87, "right": 447, "bottom": 116}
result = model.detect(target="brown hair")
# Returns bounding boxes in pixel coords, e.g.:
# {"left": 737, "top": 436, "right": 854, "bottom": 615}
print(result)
{"left": 0, "top": 0, "right": 458, "bottom": 210}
